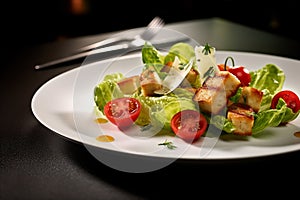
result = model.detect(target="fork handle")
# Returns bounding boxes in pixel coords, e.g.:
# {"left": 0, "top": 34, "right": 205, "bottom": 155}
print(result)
{"left": 34, "top": 37, "right": 190, "bottom": 70}
{"left": 76, "top": 36, "right": 132, "bottom": 53}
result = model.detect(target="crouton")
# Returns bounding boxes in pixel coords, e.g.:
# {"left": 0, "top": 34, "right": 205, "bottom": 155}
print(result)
{"left": 117, "top": 75, "right": 140, "bottom": 95}
{"left": 140, "top": 66, "right": 162, "bottom": 96}
{"left": 238, "top": 86, "right": 263, "bottom": 112}
{"left": 180, "top": 68, "right": 200, "bottom": 88}
{"left": 203, "top": 71, "right": 241, "bottom": 98}
{"left": 193, "top": 86, "right": 227, "bottom": 114}
{"left": 193, "top": 71, "right": 241, "bottom": 114}
{"left": 227, "top": 103, "right": 254, "bottom": 136}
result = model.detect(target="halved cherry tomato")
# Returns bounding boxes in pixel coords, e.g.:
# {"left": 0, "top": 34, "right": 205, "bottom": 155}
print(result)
{"left": 104, "top": 97, "right": 141, "bottom": 129}
{"left": 171, "top": 110, "right": 208, "bottom": 142}
{"left": 271, "top": 90, "right": 300, "bottom": 113}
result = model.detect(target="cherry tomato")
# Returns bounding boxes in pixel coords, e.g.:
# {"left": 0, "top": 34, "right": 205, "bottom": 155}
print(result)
{"left": 171, "top": 110, "right": 208, "bottom": 142}
{"left": 217, "top": 64, "right": 251, "bottom": 86}
{"left": 228, "top": 66, "right": 251, "bottom": 86}
{"left": 271, "top": 90, "right": 300, "bottom": 113}
{"left": 104, "top": 97, "right": 141, "bottom": 129}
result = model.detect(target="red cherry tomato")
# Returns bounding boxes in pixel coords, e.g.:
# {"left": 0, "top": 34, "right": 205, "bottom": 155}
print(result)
{"left": 171, "top": 110, "right": 208, "bottom": 142}
{"left": 104, "top": 97, "right": 141, "bottom": 129}
{"left": 217, "top": 64, "right": 251, "bottom": 86}
{"left": 271, "top": 90, "right": 300, "bottom": 113}
{"left": 228, "top": 66, "right": 251, "bottom": 86}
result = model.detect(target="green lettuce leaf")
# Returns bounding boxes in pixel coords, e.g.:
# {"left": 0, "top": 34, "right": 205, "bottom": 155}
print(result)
{"left": 132, "top": 88, "right": 198, "bottom": 130}
{"left": 250, "top": 64, "right": 285, "bottom": 95}
{"left": 209, "top": 115, "right": 236, "bottom": 134}
{"left": 252, "top": 98, "right": 300, "bottom": 134}
{"left": 252, "top": 99, "right": 286, "bottom": 134}
{"left": 141, "top": 42, "right": 165, "bottom": 65}
{"left": 165, "top": 42, "right": 195, "bottom": 65}
{"left": 275, "top": 98, "right": 300, "bottom": 124}
{"left": 94, "top": 73, "right": 124, "bottom": 112}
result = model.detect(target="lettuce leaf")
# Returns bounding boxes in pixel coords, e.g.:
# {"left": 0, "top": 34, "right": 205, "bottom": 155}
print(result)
{"left": 275, "top": 98, "right": 300, "bottom": 124}
{"left": 94, "top": 73, "right": 124, "bottom": 112}
{"left": 142, "top": 42, "right": 195, "bottom": 65}
{"left": 132, "top": 88, "right": 198, "bottom": 130}
{"left": 252, "top": 98, "right": 287, "bottom": 134}
{"left": 165, "top": 42, "right": 195, "bottom": 64}
{"left": 151, "top": 89, "right": 198, "bottom": 131}
{"left": 250, "top": 64, "right": 285, "bottom": 95}
{"left": 209, "top": 115, "right": 236, "bottom": 134}
{"left": 141, "top": 42, "right": 165, "bottom": 65}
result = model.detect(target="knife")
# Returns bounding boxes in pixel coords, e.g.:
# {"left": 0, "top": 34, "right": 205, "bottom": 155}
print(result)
{"left": 34, "top": 36, "right": 190, "bottom": 70}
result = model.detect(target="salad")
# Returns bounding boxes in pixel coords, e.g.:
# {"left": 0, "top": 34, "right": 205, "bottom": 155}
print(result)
{"left": 93, "top": 42, "right": 300, "bottom": 142}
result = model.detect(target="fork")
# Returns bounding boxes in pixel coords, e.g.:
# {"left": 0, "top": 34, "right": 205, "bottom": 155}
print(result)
{"left": 34, "top": 17, "right": 165, "bottom": 69}
{"left": 76, "top": 16, "right": 165, "bottom": 53}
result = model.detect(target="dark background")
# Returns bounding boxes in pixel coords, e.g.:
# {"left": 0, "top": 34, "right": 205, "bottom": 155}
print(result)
{"left": 2, "top": 0, "right": 299, "bottom": 48}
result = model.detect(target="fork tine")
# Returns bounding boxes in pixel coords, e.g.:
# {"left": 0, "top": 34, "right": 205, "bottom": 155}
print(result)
{"left": 140, "top": 16, "right": 165, "bottom": 41}
{"left": 148, "top": 16, "right": 165, "bottom": 28}
{"left": 77, "top": 17, "right": 164, "bottom": 53}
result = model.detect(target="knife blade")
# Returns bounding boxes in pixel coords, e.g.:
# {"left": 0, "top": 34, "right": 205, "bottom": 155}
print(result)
{"left": 34, "top": 36, "right": 190, "bottom": 70}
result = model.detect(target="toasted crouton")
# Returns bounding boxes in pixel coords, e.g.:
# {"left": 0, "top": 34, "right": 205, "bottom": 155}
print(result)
{"left": 227, "top": 103, "right": 254, "bottom": 136}
{"left": 193, "top": 71, "right": 241, "bottom": 114}
{"left": 193, "top": 87, "right": 227, "bottom": 114}
{"left": 180, "top": 68, "right": 200, "bottom": 87}
{"left": 238, "top": 86, "right": 263, "bottom": 112}
{"left": 140, "top": 66, "right": 162, "bottom": 96}
{"left": 203, "top": 71, "right": 241, "bottom": 98}
{"left": 117, "top": 75, "right": 140, "bottom": 94}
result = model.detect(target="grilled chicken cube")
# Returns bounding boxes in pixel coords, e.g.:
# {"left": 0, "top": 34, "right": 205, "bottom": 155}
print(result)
{"left": 194, "top": 87, "right": 227, "bottom": 114}
{"left": 238, "top": 86, "right": 263, "bottom": 113}
{"left": 117, "top": 75, "right": 140, "bottom": 95}
{"left": 140, "top": 66, "right": 162, "bottom": 96}
{"left": 193, "top": 71, "right": 241, "bottom": 114}
{"left": 227, "top": 103, "right": 254, "bottom": 136}
{"left": 203, "top": 71, "right": 241, "bottom": 98}
{"left": 180, "top": 68, "right": 200, "bottom": 88}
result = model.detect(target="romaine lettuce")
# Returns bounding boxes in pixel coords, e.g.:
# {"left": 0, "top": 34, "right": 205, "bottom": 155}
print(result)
{"left": 250, "top": 64, "right": 285, "bottom": 95}
{"left": 94, "top": 73, "right": 124, "bottom": 112}
{"left": 132, "top": 88, "right": 198, "bottom": 130}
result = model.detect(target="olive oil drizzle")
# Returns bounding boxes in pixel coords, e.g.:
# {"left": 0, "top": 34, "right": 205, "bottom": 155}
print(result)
{"left": 294, "top": 131, "right": 300, "bottom": 138}
{"left": 95, "top": 118, "right": 108, "bottom": 123}
{"left": 96, "top": 135, "right": 115, "bottom": 142}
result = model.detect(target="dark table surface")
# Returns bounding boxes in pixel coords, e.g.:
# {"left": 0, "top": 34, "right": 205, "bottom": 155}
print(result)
{"left": 1, "top": 17, "right": 300, "bottom": 199}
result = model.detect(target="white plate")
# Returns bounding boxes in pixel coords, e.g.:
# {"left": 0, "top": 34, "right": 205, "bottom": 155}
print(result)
{"left": 31, "top": 51, "right": 300, "bottom": 171}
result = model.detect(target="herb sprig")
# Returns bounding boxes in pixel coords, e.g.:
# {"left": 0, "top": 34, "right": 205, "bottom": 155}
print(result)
{"left": 158, "top": 139, "right": 177, "bottom": 150}
{"left": 202, "top": 43, "right": 213, "bottom": 55}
